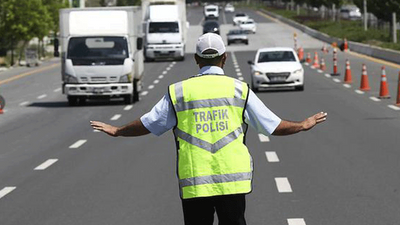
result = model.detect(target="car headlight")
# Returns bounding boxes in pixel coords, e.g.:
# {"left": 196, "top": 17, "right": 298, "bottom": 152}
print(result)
{"left": 293, "top": 68, "right": 303, "bottom": 74}
{"left": 64, "top": 74, "right": 78, "bottom": 83}
{"left": 253, "top": 71, "right": 263, "bottom": 76}
{"left": 119, "top": 74, "right": 132, "bottom": 83}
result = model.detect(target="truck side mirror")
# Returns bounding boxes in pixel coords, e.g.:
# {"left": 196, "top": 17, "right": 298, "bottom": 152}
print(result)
{"left": 137, "top": 37, "right": 143, "bottom": 50}
{"left": 54, "top": 38, "right": 60, "bottom": 57}
{"left": 247, "top": 60, "right": 253, "bottom": 65}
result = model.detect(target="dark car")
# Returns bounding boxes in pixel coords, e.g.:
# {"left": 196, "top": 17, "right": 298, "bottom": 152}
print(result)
{"left": 203, "top": 21, "right": 220, "bottom": 35}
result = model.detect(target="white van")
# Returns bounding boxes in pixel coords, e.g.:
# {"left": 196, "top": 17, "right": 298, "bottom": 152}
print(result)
{"left": 204, "top": 5, "right": 219, "bottom": 19}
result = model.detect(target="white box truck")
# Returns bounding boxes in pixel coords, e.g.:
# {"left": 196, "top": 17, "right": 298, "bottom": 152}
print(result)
{"left": 58, "top": 7, "right": 144, "bottom": 105}
{"left": 142, "top": 0, "right": 188, "bottom": 61}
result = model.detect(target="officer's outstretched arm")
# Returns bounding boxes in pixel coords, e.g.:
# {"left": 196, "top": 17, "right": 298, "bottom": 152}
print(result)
{"left": 90, "top": 119, "right": 150, "bottom": 137}
{"left": 272, "top": 112, "right": 327, "bottom": 136}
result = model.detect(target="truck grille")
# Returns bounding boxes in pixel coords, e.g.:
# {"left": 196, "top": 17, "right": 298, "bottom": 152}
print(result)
{"left": 91, "top": 77, "right": 107, "bottom": 82}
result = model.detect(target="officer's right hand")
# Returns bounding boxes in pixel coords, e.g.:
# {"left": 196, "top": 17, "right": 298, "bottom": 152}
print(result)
{"left": 90, "top": 121, "right": 119, "bottom": 137}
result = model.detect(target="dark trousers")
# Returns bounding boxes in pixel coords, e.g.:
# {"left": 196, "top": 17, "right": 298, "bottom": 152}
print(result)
{"left": 181, "top": 194, "right": 247, "bottom": 225}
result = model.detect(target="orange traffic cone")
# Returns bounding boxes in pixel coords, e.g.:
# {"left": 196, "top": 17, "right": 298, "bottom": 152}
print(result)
{"left": 343, "top": 38, "right": 349, "bottom": 52}
{"left": 306, "top": 52, "right": 312, "bottom": 64}
{"left": 379, "top": 66, "right": 390, "bottom": 99}
{"left": 320, "top": 58, "right": 326, "bottom": 71}
{"left": 331, "top": 48, "right": 340, "bottom": 76}
{"left": 344, "top": 59, "right": 352, "bottom": 83}
{"left": 298, "top": 47, "right": 304, "bottom": 62}
{"left": 396, "top": 72, "right": 400, "bottom": 106}
{"left": 312, "top": 52, "right": 319, "bottom": 68}
{"left": 359, "top": 64, "right": 371, "bottom": 91}
{"left": 321, "top": 44, "right": 329, "bottom": 53}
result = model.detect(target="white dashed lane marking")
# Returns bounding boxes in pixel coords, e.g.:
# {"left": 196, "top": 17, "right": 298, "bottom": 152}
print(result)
{"left": 287, "top": 218, "right": 306, "bottom": 225}
{"left": 238, "top": 77, "right": 244, "bottom": 81}
{"left": 343, "top": 84, "right": 351, "bottom": 88}
{"left": 37, "top": 94, "right": 47, "bottom": 99}
{"left": 34, "top": 159, "right": 58, "bottom": 170}
{"left": 153, "top": 79, "right": 159, "bottom": 84}
{"left": 162, "top": 71, "right": 167, "bottom": 75}
{"left": 148, "top": 85, "right": 155, "bottom": 89}
{"left": 388, "top": 105, "right": 400, "bottom": 110}
{"left": 258, "top": 133, "right": 270, "bottom": 142}
{"left": 355, "top": 90, "right": 364, "bottom": 94}
{"left": 237, "top": 72, "right": 242, "bottom": 76}
{"left": 110, "top": 114, "right": 121, "bottom": 121}
{"left": 158, "top": 75, "right": 164, "bottom": 79}
{"left": 275, "top": 177, "right": 293, "bottom": 193}
{"left": 124, "top": 105, "right": 133, "bottom": 111}
{"left": 141, "top": 91, "right": 149, "bottom": 96}
{"left": 19, "top": 101, "right": 30, "bottom": 106}
{"left": 369, "top": 96, "right": 381, "bottom": 102}
{"left": 69, "top": 140, "right": 87, "bottom": 149}
{"left": 333, "top": 78, "right": 341, "bottom": 83}
{"left": 53, "top": 88, "right": 62, "bottom": 92}
{"left": 0, "top": 187, "right": 16, "bottom": 200}
{"left": 325, "top": 73, "right": 331, "bottom": 78}
{"left": 265, "top": 151, "right": 279, "bottom": 162}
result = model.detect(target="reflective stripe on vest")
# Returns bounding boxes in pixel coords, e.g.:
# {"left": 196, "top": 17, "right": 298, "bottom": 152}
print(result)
{"left": 169, "top": 75, "right": 253, "bottom": 199}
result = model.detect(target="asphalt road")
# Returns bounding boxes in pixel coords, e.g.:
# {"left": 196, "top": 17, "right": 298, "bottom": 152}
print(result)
{"left": 1, "top": 6, "right": 400, "bottom": 225}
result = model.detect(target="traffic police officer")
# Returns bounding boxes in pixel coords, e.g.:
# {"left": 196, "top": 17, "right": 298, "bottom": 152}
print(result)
{"left": 91, "top": 33, "right": 327, "bottom": 225}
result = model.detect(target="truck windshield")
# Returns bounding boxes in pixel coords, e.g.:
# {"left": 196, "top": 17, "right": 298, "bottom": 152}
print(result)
{"left": 149, "top": 22, "right": 179, "bottom": 33}
{"left": 67, "top": 37, "right": 129, "bottom": 65}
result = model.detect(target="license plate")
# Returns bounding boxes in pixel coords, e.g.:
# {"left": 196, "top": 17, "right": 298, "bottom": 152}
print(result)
{"left": 270, "top": 77, "right": 286, "bottom": 82}
{"left": 93, "top": 87, "right": 104, "bottom": 94}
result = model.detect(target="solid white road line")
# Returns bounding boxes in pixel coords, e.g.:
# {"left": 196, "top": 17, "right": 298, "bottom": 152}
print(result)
{"left": 258, "top": 133, "right": 270, "bottom": 142}
{"left": 355, "top": 90, "right": 364, "bottom": 94}
{"left": 153, "top": 79, "right": 159, "bottom": 84}
{"left": 265, "top": 151, "right": 279, "bottom": 162}
{"left": 388, "top": 105, "right": 400, "bottom": 110}
{"left": 110, "top": 114, "right": 121, "bottom": 121}
{"left": 19, "top": 101, "right": 30, "bottom": 106}
{"left": 124, "top": 105, "right": 133, "bottom": 111}
{"left": 148, "top": 85, "right": 155, "bottom": 89}
{"left": 34, "top": 159, "right": 58, "bottom": 170}
{"left": 37, "top": 94, "right": 47, "bottom": 99}
{"left": 369, "top": 96, "right": 381, "bottom": 102}
{"left": 333, "top": 78, "right": 341, "bottom": 83}
{"left": 158, "top": 75, "right": 164, "bottom": 79}
{"left": 69, "top": 140, "right": 87, "bottom": 149}
{"left": 275, "top": 177, "right": 293, "bottom": 193}
{"left": 53, "top": 88, "right": 62, "bottom": 92}
{"left": 343, "top": 84, "right": 351, "bottom": 88}
{"left": 141, "top": 91, "right": 149, "bottom": 96}
{"left": 0, "top": 187, "right": 16, "bottom": 200}
{"left": 287, "top": 218, "right": 306, "bottom": 225}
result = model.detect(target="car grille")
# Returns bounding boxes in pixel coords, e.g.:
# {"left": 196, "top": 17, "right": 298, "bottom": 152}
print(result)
{"left": 266, "top": 72, "right": 290, "bottom": 82}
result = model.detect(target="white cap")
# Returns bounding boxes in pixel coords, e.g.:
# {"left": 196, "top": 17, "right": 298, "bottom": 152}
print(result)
{"left": 196, "top": 33, "right": 226, "bottom": 59}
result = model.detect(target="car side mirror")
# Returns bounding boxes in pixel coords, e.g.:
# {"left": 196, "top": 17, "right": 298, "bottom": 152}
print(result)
{"left": 53, "top": 38, "right": 60, "bottom": 57}
{"left": 247, "top": 60, "right": 253, "bottom": 65}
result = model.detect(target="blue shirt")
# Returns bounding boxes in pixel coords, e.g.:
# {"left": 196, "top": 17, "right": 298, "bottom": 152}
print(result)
{"left": 140, "top": 66, "right": 281, "bottom": 136}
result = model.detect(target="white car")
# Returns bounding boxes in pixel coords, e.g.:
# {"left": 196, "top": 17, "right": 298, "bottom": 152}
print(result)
{"left": 224, "top": 4, "right": 235, "bottom": 13}
{"left": 204, "top": 5, "right": 219, "bottom": 19}
{"left": 233, "top": 13, "right": 249, "bottom": 25}
{"left": 239, "top": 19, "right": 256, "bottom": 33}
{"left": 248, "top": 47, "right": 304, "bottom": 91}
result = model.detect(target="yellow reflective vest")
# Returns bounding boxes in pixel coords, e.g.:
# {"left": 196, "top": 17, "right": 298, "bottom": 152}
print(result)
{"left": 168, "top": 75, "right": 253, "bottom": 199}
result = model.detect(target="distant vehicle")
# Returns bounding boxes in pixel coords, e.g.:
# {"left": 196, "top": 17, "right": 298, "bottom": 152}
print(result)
{"left": 248, "top": 47, "right": 304, "bottom": 92}
{"left": 224, "top": 4, "right": 235, "bottom": 13}
{"left": 142, "top": 0, "right": 188, "bottom": 61}
{"left": 58, "top": 7, "right": 144, "bottom": 105}
{"left": 204, "top": 5, "right": 219, "bottom": 20}
{"left": 340, "top": 5, "right": 362, "bottom": 20}
{"left": 233, "top": 13, "right": 249, "bottom": 25}
{"left": 203, "top": 20, "right": 220, "bottom": 35}
{"left": 227, "top": 29, "right": 248, "bottom": 45}
{"left": 239, "top": 19, "right": 256, "bottom": 34}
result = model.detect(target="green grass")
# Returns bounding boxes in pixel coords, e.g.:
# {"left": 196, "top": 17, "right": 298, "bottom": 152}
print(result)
{"left": 264, "top": 6, "right": 400, "bottom": 51}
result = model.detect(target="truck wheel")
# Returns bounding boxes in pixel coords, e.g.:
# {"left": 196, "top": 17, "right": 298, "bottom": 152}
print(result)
{"left": 124, "top": 95, "right": 133, "bottom": 104}
{"left": 68, "top": 96, "right": 78, "bottom": 106}
{"left": 78, "top": 97, "right": 86, "bottom": 106}
{"left": 133, "top": 79, "right": 140, "bottom": 102}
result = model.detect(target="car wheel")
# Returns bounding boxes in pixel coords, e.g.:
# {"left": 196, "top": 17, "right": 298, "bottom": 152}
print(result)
{"left": 245, "top": 41, "right": 249, "bottom": 45}
{"left": 295, "top": 85, "right": 304, "bottom": 91}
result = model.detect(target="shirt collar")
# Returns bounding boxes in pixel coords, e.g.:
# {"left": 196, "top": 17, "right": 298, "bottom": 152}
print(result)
{"left": 198, "top": 66, "right": 225, "bottom": 75}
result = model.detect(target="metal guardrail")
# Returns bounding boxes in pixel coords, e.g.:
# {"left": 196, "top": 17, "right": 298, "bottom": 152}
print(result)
{"left": 260, "top": 9, "right": 400, "bottom": 65}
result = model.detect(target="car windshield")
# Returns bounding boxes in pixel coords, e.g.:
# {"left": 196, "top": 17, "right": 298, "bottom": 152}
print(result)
{"left": 243, "top": 21, "right": 254, "bottom": 24}
{"left": 67, "top": 36, "right": 128, "bottom": 65}
{"left": 206, "top": 8, "right": 217, "bottom": 12}
{"left": 235, "top": 13, "right": 246, "bottom": 17}
{"left": 229, "top": 30, "right": 244, "bottom": 34}
{"left": 149, "top": 22, "right": 179, "bottom": 33}
{"left": 258, "top": 51, "right": 296, "bottom": 63}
